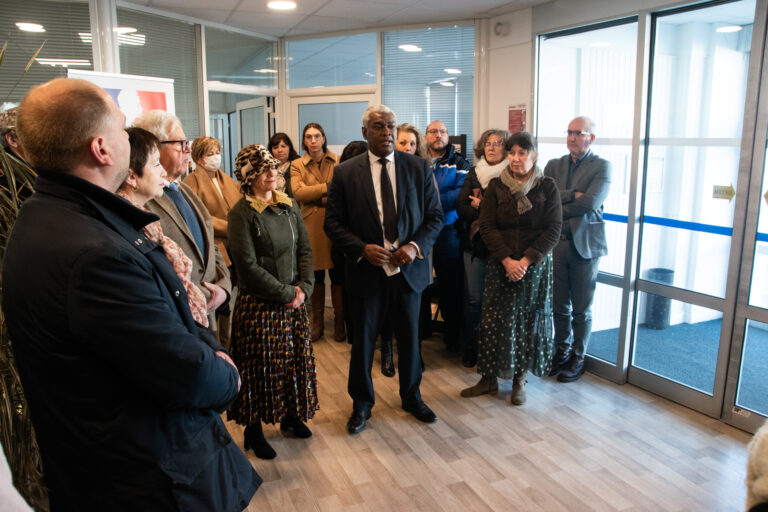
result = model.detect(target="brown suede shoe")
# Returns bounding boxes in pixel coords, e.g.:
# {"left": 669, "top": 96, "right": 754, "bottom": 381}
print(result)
{"left": 460, "top": 375, "right": 498, "bottom": 397}
{"left": 510, "top": 375, "right": 527, "bottom": 405}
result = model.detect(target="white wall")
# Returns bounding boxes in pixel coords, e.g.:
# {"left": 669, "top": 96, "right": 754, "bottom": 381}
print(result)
{"left": 485, "top": 8, "right": 534, "bottom": 133}
{"left": 482, "top": 0, "right": 690, "bottom": 136}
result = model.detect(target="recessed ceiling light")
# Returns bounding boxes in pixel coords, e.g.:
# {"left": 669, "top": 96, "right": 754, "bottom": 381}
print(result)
{"left": 717, "top": 25, "right": 742, "bottom": 33}
{"left": 16, "top": 22, "right": 45, "bottom": 33}
{"left": 114, "top": 26, "right": 137, "bottom": 34}
{"left": 589, "top": 42, "right": 611, "bottom": 47}
{"left": 268, "top": 1, "right": 296, "bottom": 10}
{"left": 444, "top": 68, "right": 462, "bottom": 74}
{"left": 439, "top": 81, "right": 455, "bottom": 87}
{"left": 398, "top": 44, "right": 422, "bottom": 52}
{"left": 254, "top": 68, "right": 276, "bottom": 73}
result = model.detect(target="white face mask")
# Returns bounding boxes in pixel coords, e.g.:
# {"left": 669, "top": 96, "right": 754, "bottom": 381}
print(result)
{"left": 202, "top": 154, "right": 221, "bottom": 172}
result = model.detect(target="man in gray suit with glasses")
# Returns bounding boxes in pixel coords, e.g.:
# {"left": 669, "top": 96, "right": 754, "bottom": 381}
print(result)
{"left": 545, "top": 116, "right": 611, "bottom": 383}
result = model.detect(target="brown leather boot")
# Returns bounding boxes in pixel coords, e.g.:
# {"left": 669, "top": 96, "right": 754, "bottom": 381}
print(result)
{"left": 331, "top": 284, "right": 346, "bottom": 342}
{"left": 460, "top": 375, "right": 498, "bottom": 397}
{"left": 510, "top": 371, "right": 527, "bottom": 405}
{"left": 310, "top": 283, "right": 325, "bottom": 341}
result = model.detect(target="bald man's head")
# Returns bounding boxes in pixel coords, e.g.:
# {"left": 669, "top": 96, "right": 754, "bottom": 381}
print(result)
{"left": 17, "top": 78, "right": 115, "bottom": 170}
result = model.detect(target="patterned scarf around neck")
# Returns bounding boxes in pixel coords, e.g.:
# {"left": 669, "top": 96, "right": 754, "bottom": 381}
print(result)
{"left": 499, "top": 164, "right": 543, "bottom": 215}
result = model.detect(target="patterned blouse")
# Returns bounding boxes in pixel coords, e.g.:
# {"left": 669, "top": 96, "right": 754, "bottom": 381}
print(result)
{"left": 118, "top": 191, "right": 209, "bottom": 327}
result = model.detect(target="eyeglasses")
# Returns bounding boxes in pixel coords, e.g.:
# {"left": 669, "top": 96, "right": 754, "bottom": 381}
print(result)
{"left": 565, "top": 130, "right": 590, "bottom": 137}
{"left": 426, "top": 129, "right": 448, "bottom": 135}
{"left": 161, "top": 139, "right": 191, "bottom": 151}
{"left": 484, "top": 141, "right": 503, "bottom": 148}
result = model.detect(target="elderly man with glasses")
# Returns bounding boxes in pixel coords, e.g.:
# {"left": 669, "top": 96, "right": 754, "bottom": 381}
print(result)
{"left": 424, "top": 120, "right": 470, "bottom": 355}
{"left": 135, "top": 110, "right": 232, "bottom": 342}
{"left": 544, "top": 116, "right": 612, "bottom": 382}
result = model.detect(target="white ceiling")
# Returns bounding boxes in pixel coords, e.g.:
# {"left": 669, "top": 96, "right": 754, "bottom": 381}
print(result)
{"left": 133, "top": 0, "right": 551, "bottom": 38}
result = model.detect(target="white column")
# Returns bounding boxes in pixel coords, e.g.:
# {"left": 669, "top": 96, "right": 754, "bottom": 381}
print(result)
{"left": 89, "top": 0, "right": 119, "bottom": 73}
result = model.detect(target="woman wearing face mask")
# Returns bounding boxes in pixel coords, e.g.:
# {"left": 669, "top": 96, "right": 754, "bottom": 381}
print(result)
{"left": 456, "top": 129, "right": 511, "bottom": 368}
{"left": 184, "top": 137, "right": 243, "bottom": 270}
{"left": 460, "top": 132, "right": 561, "bottom": 406}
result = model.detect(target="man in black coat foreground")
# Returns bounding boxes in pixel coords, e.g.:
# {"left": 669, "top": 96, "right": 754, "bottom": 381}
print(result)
{"left": 2, "top": 78, "right": 260, "bottom": 510}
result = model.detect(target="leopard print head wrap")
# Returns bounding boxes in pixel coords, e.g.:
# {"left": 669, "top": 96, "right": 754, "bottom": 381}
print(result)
{"left": 234, "top": 144, "right": 279, "bottom": 194}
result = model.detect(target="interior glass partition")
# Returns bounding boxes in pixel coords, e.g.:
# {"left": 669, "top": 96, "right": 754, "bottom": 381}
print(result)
{"left": 536, "top": 19, "right": 638, "bottom": 370}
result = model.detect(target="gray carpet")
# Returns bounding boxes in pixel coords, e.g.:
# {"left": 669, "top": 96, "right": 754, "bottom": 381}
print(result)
{"left": 589, "top": 319, "right": 768, "bottom": 415}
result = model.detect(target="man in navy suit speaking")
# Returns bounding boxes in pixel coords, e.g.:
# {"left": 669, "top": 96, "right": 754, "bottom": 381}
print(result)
{"left": 325, "top": 105, "right": 443, "bottom": 434}
{"left": 545, "top": 116, "right": 612, "bottom": 383}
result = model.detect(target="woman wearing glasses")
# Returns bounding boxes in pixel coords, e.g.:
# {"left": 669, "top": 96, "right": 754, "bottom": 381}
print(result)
{"left": 290, "top": 123, "right": 342, "bottom": 342}
{"left": 456, "top": 129, "right": 511, "bottom": 368}
{"left": 461, "top": 132, "right": 561, "bottom": 406}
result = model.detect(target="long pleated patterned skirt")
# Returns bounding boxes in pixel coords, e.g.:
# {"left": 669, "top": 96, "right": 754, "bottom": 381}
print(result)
{"left": 227, "top": 291, "right": 319, "bottom": 425}
{"left": 476, "top": 254, "right": 554, "bottom": 380}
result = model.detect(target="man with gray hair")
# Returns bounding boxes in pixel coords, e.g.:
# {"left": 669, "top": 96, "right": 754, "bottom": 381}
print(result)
{"left": 325, "top": 104, "right": 443, "bottom": 434}
{"left": 545, "top": 116, "right": 611, "bottom": 383}
{"left": 134, "top": 110, "right": 231, "bottom": 343}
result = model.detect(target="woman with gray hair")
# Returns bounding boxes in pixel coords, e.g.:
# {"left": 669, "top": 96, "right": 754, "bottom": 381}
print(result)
{"left": 227, "top": 144, "right": 318, "bottom": 459}
{"left": 456, "top": 128, "right": 511, "bottom": 368}
{"left": 460, "top": 132, "right": 561, "bottom": 406}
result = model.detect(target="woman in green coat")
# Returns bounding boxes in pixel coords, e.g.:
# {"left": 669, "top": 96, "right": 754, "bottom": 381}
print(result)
{"left": 227, "top": 144, "right": 318, "bottom": 460}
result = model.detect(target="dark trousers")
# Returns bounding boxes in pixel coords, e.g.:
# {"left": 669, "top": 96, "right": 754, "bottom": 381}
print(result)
{"left": 462, "top": 251, "right": 488, "bottom": 352}
{"left": 347, "top": 273, "right": 423, "bottom": 411}
{"left": 432, "top": 222, "right": 463, "bottom": 350}
{"left": 552, "top": 239, "right": 600, "bottom": 358}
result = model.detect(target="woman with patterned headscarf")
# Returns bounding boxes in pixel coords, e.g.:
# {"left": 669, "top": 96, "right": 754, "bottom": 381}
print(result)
{"left": 227, "top": 144, "right": 318, "bottom": 460}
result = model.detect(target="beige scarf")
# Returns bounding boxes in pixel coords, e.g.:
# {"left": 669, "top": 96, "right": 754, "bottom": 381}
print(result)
{"left": 499, "top": 164, "right": 543, "bottom": 215}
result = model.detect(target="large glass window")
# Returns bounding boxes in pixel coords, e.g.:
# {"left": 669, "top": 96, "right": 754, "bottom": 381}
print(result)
{"left": 117, "top": 7, "right": 200, "bottom": 138}
{"left": 640, "top": 0, "right": 755, "bottom": 298}
{"left": 286, "top": 33, "right": 377, "bottom": 89}
{"left": 0, "top": 0, "right": 92, "bottom": 108}
{"left": 205, "top": 27, "right": 276, "bottom": 88}
{"left": 537, "top": 20, "right": 638, "bottom": 277}
{"left": 382, "top": 25, "right": 474, "bottom": 162}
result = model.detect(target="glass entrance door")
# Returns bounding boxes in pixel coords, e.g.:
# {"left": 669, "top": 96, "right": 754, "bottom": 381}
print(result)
{"left": 629, "top": 0, "right": 757, "bottom": 417}
{"left": 236, "top": 97, "right": 271, "bottom": 149}
{"left": 723, "top": 1, "right": 768, "bottom": 428}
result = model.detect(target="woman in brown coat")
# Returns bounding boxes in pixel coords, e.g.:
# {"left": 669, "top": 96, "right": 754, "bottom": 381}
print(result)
{"left": 290, "top": 123, "right": 341, "bottom": 341}
{"left": 183, "top": 136, "right": 243, "bottom": 267}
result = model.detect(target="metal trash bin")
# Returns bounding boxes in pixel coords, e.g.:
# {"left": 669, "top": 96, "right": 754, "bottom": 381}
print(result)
{"left": 645, "top": 268, "right": 674, "bottom": 330}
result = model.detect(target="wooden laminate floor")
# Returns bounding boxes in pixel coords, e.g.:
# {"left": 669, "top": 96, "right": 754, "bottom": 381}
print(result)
{"left": 230, "top": 324, "right": 752, "bottom": 512}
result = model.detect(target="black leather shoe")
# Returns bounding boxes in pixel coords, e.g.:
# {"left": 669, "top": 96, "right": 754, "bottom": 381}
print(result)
{"left": 462, "top": 348, "right": 477, "bottom": 368}
{"left": 548, "top": 349, "right": 571, "bottom": 376}
{"left": 347, "top": 409, "right": 371, "bottom": 434}
{"left": 403, "top": 400, "right": 437, "bottom": 424}
{"left": 558, "top": 355, "right": 585, "bottom": 383}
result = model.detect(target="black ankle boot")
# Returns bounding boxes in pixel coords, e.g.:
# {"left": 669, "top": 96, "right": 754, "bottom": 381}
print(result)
{"left": 280, "top": 416, "right": 312, "bottom": 438}
{"left": 243, "top": 422, "right": 276, "bottom": 460}
{"left": 548, "top": 348, "right": 571, "bottom": 376}
{"left": 381, "top": 337, "right": 395, "bottom": 377}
